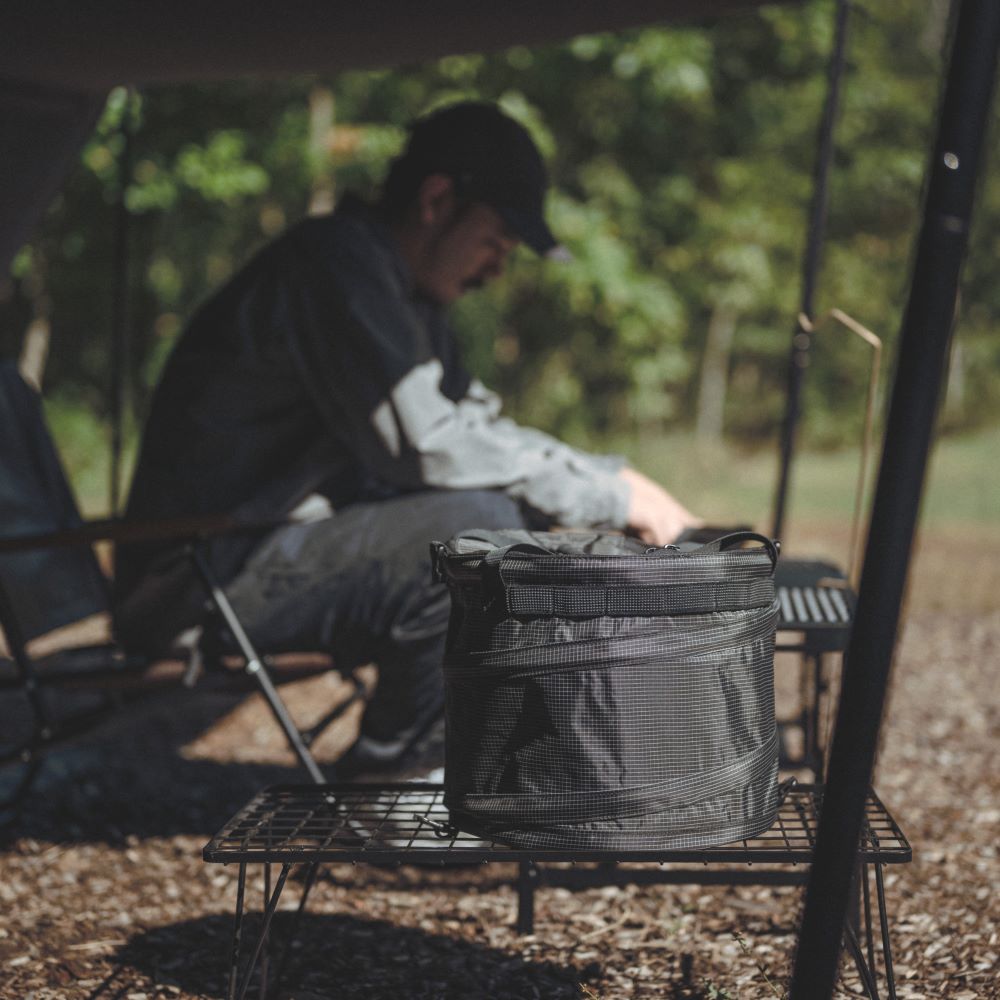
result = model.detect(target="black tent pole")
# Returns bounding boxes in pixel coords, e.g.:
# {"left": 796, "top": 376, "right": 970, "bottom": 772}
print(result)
{"left": 110, "top": 88, "right": 136, "bottom": 517}
{"left": 771, "top": 0, "right": 850, "bottom": 541}
{"left": 790, "top": 2, "right": 1000, "bottom": 997}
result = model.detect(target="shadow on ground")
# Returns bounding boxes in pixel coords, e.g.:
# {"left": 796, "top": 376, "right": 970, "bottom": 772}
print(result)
{"left": 109, "top": 912, "right": 601, "bottom": 1000}
{"left": 0, "top": 687, "right": 324, "bottom": 845}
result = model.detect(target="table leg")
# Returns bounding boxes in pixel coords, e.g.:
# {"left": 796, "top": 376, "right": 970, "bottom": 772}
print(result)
{"left": 231, "top": 863, "right": 291, "bottom": 1000}
{"left": 874, "top": 862, "right": 898, "bottom": 1000}
{"left": 227, "top": 863, "right": 247, "bottom": 1000}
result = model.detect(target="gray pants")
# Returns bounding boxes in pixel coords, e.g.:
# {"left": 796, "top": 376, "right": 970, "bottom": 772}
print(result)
{"left": 223, "top": 489, "right": 526, "bottom": 744}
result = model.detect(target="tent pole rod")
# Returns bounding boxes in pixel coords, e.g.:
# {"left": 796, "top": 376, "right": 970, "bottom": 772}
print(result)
{"left": 789, "top": 2, "right": 1000, "bottom": 997}
{"left": 110, "top": 88, "right": 136, "bottom": 517}
{"left": 771, "top": 0, "right": 850, "bottom": 540}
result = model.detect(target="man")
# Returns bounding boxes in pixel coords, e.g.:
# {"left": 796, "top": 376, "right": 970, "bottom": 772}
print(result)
{"left": 116, "top": 101, "right": 698, "bottom": 770}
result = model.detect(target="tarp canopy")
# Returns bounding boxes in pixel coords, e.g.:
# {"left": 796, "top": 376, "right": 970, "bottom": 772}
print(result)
{"left": 2, "top": 1, "right": 772, "bottom": 89}
{"left": 0, "top": 0, "right": 781, "bottom": 277}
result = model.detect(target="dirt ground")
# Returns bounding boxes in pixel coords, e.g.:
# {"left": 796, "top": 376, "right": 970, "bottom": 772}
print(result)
{"left": 1, "top": 531, "right": 998, "bottom": 999}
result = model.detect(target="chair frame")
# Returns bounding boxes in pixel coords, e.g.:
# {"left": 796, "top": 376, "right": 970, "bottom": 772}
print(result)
{"left": 0, "top": 515, "right": 342, "bottom": 818}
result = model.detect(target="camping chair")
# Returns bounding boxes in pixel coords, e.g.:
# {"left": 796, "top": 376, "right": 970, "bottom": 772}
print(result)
{"left": 0, "top": 360, "right": 359, "bottom": 816}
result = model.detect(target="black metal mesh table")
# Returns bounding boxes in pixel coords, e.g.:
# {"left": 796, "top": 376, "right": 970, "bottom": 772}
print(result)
{"left": 205, "top": 781, "right": 907, "bottom": 865}
{"left": 204, "top": 782, "right": 910, "bottom": 1000}
{"left": 774, "top": 559, "right": 857, "bottom": 774}
{"left": 776, "top": 559, "right": 854, "bottom": 648}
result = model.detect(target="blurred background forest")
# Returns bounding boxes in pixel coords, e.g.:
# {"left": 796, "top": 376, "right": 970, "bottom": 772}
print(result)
{"left": 1, "top": 0, "right": 998, "bottom": 522}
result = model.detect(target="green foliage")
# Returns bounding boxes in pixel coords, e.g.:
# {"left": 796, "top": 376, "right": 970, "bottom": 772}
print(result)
{"left": 4, "top": 0, "right": 1000, "bottom": 449}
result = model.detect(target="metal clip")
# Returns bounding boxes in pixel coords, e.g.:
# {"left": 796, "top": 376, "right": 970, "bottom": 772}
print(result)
{"left": 410, "top": 813, "right": 458, "bottom": 839}
{"left": 776, "top": 775, "right": 798, "bottom": 804}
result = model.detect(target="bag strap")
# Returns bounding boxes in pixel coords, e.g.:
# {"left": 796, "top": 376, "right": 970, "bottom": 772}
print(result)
{"left": 449, "top": 729, "right": 779, "bottom": 825}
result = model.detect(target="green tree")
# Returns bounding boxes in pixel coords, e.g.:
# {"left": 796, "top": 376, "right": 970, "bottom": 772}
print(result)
{"left": 3, "top": 0, "right": 998, "bottom": 470}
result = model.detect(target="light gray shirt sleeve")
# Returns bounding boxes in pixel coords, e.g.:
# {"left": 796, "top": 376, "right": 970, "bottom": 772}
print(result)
{"left": 372, "top": 364, "right": 631, "bottom": 528}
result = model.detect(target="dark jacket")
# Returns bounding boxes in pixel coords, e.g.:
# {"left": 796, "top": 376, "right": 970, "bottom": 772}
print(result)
{"left": 115, "top": 197, "right": 628, "bottom": 649}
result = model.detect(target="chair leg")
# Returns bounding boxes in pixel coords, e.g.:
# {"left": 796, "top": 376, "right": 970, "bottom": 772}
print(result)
{"left": 0, "top": 575, "right": 54, "bottom": 820}
{"left": 300, "top": 673, "right": 367, "bottom": 747}
{"left": 0, "top": 750, "right": 43, "bottom": 825}
{"left": 188, "top": 547, "right": 327, "bottom": 784}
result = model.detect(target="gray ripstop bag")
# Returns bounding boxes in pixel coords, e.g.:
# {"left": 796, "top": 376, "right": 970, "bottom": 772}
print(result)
{"left": 430, "top": 529, "right": 781, "bottom": 850}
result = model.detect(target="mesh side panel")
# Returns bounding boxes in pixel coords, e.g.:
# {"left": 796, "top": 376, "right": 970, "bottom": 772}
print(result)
{"left": 0, "top": 362, "right": 109, "bottom": 639}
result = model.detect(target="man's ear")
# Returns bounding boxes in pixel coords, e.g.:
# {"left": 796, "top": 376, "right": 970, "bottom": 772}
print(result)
{"left": 416, "top": 173, "right": 457, "bottom": 227}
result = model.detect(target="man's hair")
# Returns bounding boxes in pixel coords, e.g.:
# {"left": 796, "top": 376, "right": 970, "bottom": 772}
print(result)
{"left": 380, "top": 151, "right": 441, "bottom": 222}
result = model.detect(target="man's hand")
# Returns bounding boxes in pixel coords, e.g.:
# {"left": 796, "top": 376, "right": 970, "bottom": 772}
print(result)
{"left": 618, "top": 467, "right": 701, "bottom": 547}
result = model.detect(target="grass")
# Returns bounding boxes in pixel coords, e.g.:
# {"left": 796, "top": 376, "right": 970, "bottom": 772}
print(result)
{"left": 610, "top": 423, "right": 1000, "bottom": 531}
{"left": 43, "top": 394, "right": 138, "bottom": 519}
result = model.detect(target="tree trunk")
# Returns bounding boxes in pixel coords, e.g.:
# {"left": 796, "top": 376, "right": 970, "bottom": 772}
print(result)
{"left": 695, "top": 303, "right": 737, "bottom": 444}
{"left": 18, "top": 247, "right": 50, "bottom": 391}
{"left": 921, "top": 0, "right": 952, "bottom": 57}
{"left": 308, "top": 87, "right": 336, "bottom": 216}
{"left": 944, "top": 337, "right": 966, "bottom": 422}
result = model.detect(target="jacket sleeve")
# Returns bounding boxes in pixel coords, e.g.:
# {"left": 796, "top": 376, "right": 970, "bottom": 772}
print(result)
{"left": 279, "top": 229, "right": 631, "bottom": 530}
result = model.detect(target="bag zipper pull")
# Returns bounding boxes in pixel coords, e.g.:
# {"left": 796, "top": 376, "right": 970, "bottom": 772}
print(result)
{"left": 644, "top": 543, "right": 681, "bottom": 555}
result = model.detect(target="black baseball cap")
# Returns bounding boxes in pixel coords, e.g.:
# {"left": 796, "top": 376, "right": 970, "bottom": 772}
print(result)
{"left": 394, "top": 101, "right": 560, "bottom": 256}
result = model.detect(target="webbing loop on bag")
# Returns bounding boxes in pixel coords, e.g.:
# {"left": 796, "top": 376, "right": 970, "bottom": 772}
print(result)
{"left": 482, "top": 542, "right": 552, "bottom": 611}
{"left": 449, "top": 730, "right": 779, "bottom": 826}
{"left": 505, "top": 577, "right": 774, "bottom": 618}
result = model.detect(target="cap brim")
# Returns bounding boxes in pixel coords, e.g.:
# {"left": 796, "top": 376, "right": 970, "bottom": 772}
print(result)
{"left": 494, "top": 204, "right": 558, "bottom": 256}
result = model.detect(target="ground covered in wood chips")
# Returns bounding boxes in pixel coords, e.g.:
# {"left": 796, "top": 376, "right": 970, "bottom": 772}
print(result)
{"left": 1, "top": 533, "right": 998, "bottom": 999}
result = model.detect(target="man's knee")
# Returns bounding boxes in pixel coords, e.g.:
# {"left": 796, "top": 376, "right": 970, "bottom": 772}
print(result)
{"left": 423, "top": 489, "right": 526, "bottom": 536}
{"left": 368, "top": 489, "right": 523, "bottom": 633}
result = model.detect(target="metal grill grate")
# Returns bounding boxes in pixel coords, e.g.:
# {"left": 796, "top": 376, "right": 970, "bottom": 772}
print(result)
{"left": 774, "top": 559, "right": 855, "bottom": 634}
{"left": 777, "top": 584, "right": 852, "bottom": 629}
{"left": 204, "top": 783, "right": 909, "bottom": 867}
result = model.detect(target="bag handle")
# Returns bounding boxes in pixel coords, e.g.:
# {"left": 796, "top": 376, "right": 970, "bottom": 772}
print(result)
{"left": 669, "top": 531, "right": 780, "bottom": 571}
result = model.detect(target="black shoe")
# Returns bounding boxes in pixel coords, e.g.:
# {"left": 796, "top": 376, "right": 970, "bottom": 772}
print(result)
{"left": 338, "top": 714, "right": 445, "bottom": 782}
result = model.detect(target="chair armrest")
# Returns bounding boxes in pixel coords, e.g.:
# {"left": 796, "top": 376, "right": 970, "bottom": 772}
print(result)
{"left": 0, "top": 512, "right": 278, "bottom": 554}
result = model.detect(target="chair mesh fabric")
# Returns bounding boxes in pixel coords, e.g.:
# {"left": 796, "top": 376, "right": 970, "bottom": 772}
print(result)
{"left": 435, "top": 529, "right": 781, "bottom": 850}
{"left": 0, "top": 362, "right": 109, "bottom": 640}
